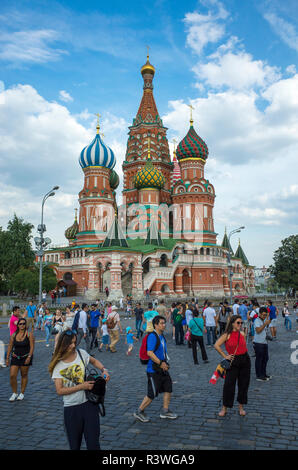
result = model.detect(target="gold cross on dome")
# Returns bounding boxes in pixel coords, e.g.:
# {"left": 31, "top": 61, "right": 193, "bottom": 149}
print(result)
{"left": 74, "top": 208, "right": 78, "bottom": 221}
{"left": 95, "top": 113, "right": 101, "bottom": 133}
{"left": 172, "top": 138, "right": 177, "bottom": 152}
{"left": 146, "top": 45, "right": 150, "bottom": 60}
{"left": 147, "top": 135, "right": 151, "bottom": 160}
{"left": 187, "top": 104, "right": 194, "bottom": 125}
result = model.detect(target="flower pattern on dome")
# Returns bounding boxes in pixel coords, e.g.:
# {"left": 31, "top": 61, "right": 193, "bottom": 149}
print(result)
{"left": 134, "top": 160, "right": 165, "bottom": 190}
{"left": 176, "top": 125, "right": 208, "bottom": 161}
{"left": 79, "top": 133, "right": 116, "bottom": 170}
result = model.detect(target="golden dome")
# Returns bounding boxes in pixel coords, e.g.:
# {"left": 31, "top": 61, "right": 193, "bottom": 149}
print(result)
{"left": 134, "top": 160, "right": 165, "bottom": 190}
{"left": 141, "top": 54, "right": 155, "bottom": 75}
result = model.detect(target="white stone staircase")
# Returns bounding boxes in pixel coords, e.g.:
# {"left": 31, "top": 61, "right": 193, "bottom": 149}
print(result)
{"left": 143, "top": 258, "right": 180, "bottom": 291}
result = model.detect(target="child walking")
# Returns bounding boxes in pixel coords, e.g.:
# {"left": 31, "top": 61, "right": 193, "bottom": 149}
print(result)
{"left": 98, "top": 319, "right": 109, "bottom": 352}
{"left": 126, "top": 327, "right": 137, "bottom": 356}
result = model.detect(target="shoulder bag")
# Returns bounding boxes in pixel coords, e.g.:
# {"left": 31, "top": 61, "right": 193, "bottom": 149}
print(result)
{"left": 77, "top": 349, "right": 106, "bottom": 417}
{"left": 220, "top": 331, "right": 241, "bottom": 372}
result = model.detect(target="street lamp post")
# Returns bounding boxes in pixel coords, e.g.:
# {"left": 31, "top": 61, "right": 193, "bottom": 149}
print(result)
{"left": 34, "top": 186, "right": 59, "bottom": 305}
{"left": 227, "top": 226, "right": 245, "bottom": 305}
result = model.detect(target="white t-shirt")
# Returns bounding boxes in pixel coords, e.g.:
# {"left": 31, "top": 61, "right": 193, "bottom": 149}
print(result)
{"left": 102, "top": 324, "right": 109, "bottom": 336}
{"left": 253, "top": 317, "right": 267, "bottom": 344}
{"left": 185, "top": 309, "right": 193, "bottom": 325}
{"left": 203, "top": 307, "right": 217, "bottom": 327}
{"left": 233, "top": 303, "right": 240, "bottom": 315}
{"left": 78, "top": 310, "right": 88, "bottom": 333}
{"left": 52, "top": 349, "right": 90, "bottom": 407}
{"left": 38, "top": 307, "right": 44, "bottom": 317}
{"left": 283, "top": 307, "right": 290, "bottom": 317}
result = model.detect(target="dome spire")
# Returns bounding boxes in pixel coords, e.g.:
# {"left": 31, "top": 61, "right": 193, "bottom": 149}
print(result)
{"left": 187, "top": 103, "right": 194, "bottom": 127}
{"left": 95, "top": 113, "right": 101, "bottom": 135}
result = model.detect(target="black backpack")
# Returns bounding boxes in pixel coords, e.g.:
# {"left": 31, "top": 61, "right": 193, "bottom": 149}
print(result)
{"left": 77, "top": 349, "right": 106, "bottom": 416}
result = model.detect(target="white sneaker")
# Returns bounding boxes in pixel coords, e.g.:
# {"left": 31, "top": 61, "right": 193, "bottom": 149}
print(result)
{"left": 17, "top": 393, "right": 24, "bottom": 400}
{"left": 0, "top": 363, "right": 7, "bottom": 368}
{"left": 9, "top": 393, "right": 18, "bottom": 401}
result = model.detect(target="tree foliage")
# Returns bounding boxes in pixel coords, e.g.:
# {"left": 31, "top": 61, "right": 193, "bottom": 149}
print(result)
{"left": 0, "top": 214, "right": 35, "bottom": 282}
{"left": 10, "top": 265, "right": 57, "bottom": 296}
{"left": 270, "top": 235, "right": 298, "bottom": 294}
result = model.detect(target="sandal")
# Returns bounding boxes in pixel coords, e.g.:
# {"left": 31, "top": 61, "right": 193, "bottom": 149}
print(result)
{"left": 218, "top": 408, "right": 227, "bottom": 417}
{"left": 239, "top": 408, "right": 246, "bottom": 416}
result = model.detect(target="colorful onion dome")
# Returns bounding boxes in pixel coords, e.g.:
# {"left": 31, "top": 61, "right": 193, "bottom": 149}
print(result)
{"left": 65, "top": 210, "right": 79, "bottom": 240}
{"left": 176, "top": 124, "right": 208, "bottom": 162}
{"left": 109, "top": 169, "right": 119, "bottom": 190}
{"left": 134, "top": 159, "right": 165, "bottom": 190}
{"left": 79, "top": 124, "right": 116, "bottom": 170}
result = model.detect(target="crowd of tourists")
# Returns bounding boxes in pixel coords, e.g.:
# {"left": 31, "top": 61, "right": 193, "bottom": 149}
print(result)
{"left": 1, "top": 294, "right": 297, "bottom": 450}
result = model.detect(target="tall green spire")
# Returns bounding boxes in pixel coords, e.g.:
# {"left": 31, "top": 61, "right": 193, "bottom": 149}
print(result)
{"left": 101, "top": 215, "right": 128, "bottom": 248}
{"left": 235, "top": 239, "right": 249, "bottom": 265}
{"left": 221, "top": 227, "right": 234, "bottom": 255}
{"left": 145, "top": 219, "right": 164, "bottom": 246}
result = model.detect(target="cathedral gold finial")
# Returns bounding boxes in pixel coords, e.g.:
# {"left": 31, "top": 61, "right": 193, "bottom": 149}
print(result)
{"left": 147, "top": 134, "right": 151, "bottom": 160}
{"left": 146, "top": 45, "right": 150, "bottom": 61}
{"left": 95, "top": 113, "right": 101, "bottom": 134}
{"left": 187, "top": 104, "right": 194, "bottom": 126}
{"left": 74, "top": 208, "right": 78, "bottom": 222}
{"left": 172, "top": 138, "right": 177, "bottom": 157}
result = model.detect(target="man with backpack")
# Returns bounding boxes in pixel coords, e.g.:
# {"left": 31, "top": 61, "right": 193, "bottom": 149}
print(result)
{"left": 107, "top": 306, "right": 122, "bottom": 353}
{"left": 134, "top": 315, "right": 178, "bottom": 423}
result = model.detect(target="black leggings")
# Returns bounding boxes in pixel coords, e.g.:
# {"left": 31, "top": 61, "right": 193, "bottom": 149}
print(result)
{"left": 223, "top": 353, "right": 251, "bottom": 408}
{"left": 64, "top": 401, "right": 100, "bottom": 450}
{"left": 191, "top": 334, "right": 208, "bottom": 363}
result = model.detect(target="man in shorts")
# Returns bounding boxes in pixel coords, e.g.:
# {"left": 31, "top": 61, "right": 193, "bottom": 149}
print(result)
{"left": 133, "top": 315, "right": 178, "bottom": 422}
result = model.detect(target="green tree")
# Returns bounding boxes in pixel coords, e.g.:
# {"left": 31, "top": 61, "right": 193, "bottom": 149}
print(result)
{"left": 11, "top": 265, "right": 57, "bottom": 297}
{"left": 0, "top": 214, "right": 35, "bottom": 284}
{"left": 270, "top": 235, "right": 298, "bottom": 296}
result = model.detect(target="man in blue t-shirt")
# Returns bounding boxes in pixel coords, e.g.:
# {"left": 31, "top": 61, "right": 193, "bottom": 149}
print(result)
{"left": 89, "top": 304, "right": 101, "bottom": 350}
{"left": 25, "top": 300, "right": 37, "bottom": 331}
{"left": 238, "top": 300, "right": 249, "bottom": 334}
{"left": 134, "top": 315, "right": 178, "bottom": 423}
{"left": 267, "top": 300, "right": 279, "bottom": 340}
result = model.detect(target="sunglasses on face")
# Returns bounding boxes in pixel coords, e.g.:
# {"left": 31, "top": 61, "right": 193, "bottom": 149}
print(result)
{"left": 19, "top": 322, "right": 26, "bottom": 326}
{"left": 235, "top": 321, "right": 243, "bottom": 325}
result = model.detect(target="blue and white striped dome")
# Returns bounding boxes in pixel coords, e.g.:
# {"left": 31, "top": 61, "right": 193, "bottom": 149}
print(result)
{"left": 79, "top": 131, "right": 116, "bottom": 170}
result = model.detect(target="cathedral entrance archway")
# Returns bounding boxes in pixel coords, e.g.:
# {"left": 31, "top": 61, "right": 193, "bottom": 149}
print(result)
{"left": 121, "top": 262, "right": 133, "bottom": 297}
{"left": 182, "top": 269, "right": 191, "bottom": 294}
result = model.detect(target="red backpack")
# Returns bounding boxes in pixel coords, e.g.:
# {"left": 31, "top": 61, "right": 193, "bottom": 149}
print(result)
{"left": 139, "top": 331, "right": 161, "bottom": 365}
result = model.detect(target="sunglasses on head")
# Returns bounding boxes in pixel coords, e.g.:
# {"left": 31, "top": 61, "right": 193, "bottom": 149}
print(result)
{"left": 63, "top": 329, "right": 76, "bottom": 336}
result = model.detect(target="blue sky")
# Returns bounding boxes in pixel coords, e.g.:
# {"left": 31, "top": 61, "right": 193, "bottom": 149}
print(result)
{"left": 0, "top": 0, "right": 298, "bottom": 267}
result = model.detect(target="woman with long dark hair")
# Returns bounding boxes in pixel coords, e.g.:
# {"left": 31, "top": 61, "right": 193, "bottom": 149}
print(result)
{"left": 214, "top": 315, "right": 251, "bottom": 417}
{"left": 6, "top": 318, "right": 35, "bottom": 401}
{"left": 49, "top": 329, "right": 110, "bottom": 450}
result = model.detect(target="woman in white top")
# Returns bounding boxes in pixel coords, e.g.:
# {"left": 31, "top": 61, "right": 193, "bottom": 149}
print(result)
{"left": 49, "top": 329, "right": 110, "bottom": 450}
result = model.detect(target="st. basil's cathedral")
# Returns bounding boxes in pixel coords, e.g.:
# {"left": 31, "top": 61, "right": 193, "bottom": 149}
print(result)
{"left": 43, "top": 55, "right": 255, "bottom": 300}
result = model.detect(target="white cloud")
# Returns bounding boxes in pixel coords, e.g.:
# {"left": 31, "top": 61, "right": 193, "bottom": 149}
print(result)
{"left": 0, "top": 29, "right": 67, "bottom": 64}
{"left": 59, "top": 90, "right": 73, "bottom": 103}
{"left": 286, "top": 64, "right": 296, "bottom": 75}
{"left": 264, "top": 12, "right": 298, "bottom": 52}
{"left": 194, "top": 50, "right": 280, "bottom": 90}
{"left": 184, "top": 0, "right": 228, "bottom": 54}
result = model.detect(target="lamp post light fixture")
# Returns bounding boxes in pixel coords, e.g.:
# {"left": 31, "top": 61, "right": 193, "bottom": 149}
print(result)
{"left": 35, "top": 186, "right": 59, "bottom": 305}
{"left": 227, "top": 226, "right": 245, "bottom": 305}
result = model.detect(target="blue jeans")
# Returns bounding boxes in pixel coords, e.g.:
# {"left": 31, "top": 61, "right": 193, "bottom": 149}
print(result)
{"left": 285, "top": 317, "right": 292, "bottom": 330}
{"left": 36, "top": 316, "right": 44, "bottom": 329}
{"left": 206, "top": 326, "right": 216, "bottom": 345}
{"left": 136, "top": 319, "right": 143, "bottom": 338}
{"left": 45, "top": 325, "right": 52, "bottom": 345}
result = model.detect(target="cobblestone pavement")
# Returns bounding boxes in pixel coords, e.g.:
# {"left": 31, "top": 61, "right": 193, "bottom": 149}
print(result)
{"left": 0, "top": 313, "right": 297, "bottom": 450}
